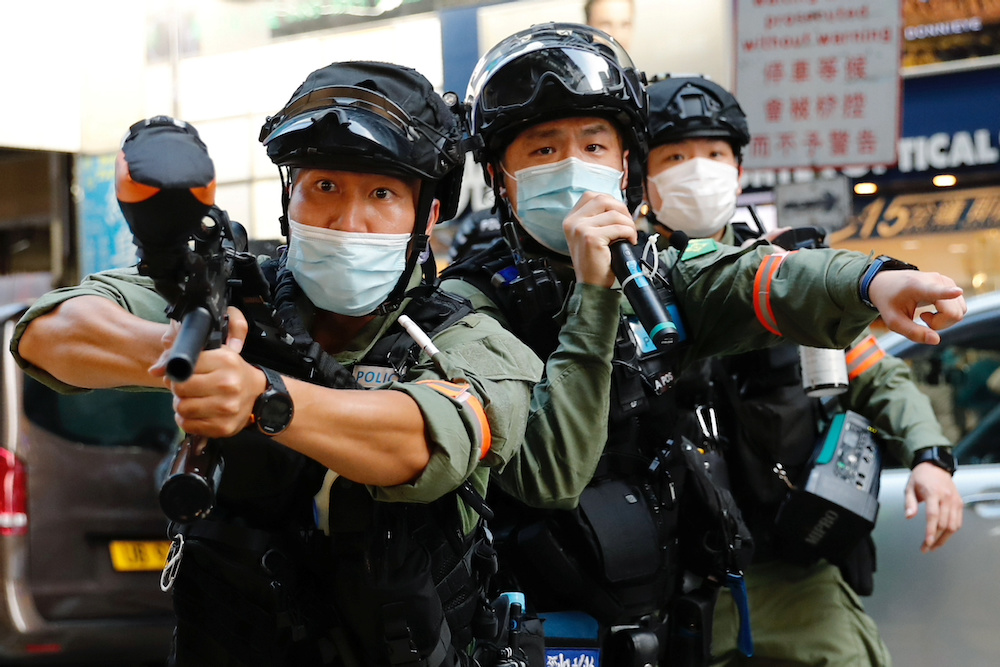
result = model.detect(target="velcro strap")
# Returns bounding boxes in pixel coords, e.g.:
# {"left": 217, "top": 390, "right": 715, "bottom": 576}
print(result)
{"left": 846, "top": 334, "right": 886, "bottom": 380}
{"left": 416, "top": 380, "right": 492, "bottom": 459}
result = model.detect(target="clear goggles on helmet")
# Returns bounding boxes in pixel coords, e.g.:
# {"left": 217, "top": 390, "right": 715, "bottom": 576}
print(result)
{"left": 260, "top": 85, "right": 451, "bottom": 177}
{"left": 260, "top": 86, "right": 418, "bottom": 146}
{"left": 467, "top": 23, "right": 639, "bottom": 112}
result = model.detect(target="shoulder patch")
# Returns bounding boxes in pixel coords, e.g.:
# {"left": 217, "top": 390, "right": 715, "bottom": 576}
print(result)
{"left": 681, "top": 238, "right": 719, "bottom": 260}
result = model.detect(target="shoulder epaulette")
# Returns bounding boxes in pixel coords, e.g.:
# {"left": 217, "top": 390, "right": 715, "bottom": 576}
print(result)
{"left": 681, "top": 238, "right": 720, "bottom": 261}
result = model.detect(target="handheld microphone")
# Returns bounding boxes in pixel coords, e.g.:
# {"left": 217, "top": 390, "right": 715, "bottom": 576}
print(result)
{"left": 610, "top": 239, "right": 678, "bottom": 349}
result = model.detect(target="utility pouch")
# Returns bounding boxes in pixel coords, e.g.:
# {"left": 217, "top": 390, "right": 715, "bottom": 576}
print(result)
{"left": 332, "top": 535, "right": 452, "bottom": 667}
{"left": 510, "top": 477, "right": 676, "bottom": 624}
{"left": 170, "top": 522, "right": 335, "bottom": 667}
{"left": 676, "top": 439, "right": 754, "bottom": 581}
{"left": 576, "top": 479, "right": 661, "bottom": 583}
{"left": 729, "top": 382, "right": 819, "bottom": 506}
{"left": 828, "top": 533, "right": 878, "bottom": 596}
{"left": 665, "top": 586, "right": 718, "bottom": 667}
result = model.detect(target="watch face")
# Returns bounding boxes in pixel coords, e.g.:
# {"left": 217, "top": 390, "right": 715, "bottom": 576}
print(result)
{"left": 257, "top": 390, "right": 293, "bottom": 435}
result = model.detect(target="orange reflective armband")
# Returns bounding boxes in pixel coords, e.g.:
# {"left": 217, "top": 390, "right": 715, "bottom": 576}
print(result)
{"left": 845, "top": 334, "right": 886, "bottom": 380}
{"left": 753, "top": 250, "right": 796, "bottom": 336}
{"left": 416, "top": 379, "right": 492, "bottom": 460}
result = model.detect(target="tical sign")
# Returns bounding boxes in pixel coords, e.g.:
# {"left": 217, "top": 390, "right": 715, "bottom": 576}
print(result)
{"left": 735, "top": 0, "right": 903, "bottom": 170}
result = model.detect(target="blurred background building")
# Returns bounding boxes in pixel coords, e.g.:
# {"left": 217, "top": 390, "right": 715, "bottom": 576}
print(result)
{"left": 1, "top": 0, "right": 998, "bottom": 299}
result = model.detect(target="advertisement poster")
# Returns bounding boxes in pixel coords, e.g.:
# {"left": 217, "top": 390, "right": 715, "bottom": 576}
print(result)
{"left": 903, "top": 0, "right": 1000, "bottom": 68}
{"left": 735, "top": 0, "right": 903, "bottom": 170}
{"left": 76, "top": 154, "right": 139, "bottom": 277}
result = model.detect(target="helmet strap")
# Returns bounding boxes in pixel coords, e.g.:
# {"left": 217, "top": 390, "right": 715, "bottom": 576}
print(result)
{"left": 374, "top": 182, "right": 436, "bottom": 316}
{"left": 279, "top": 166, "right": 292, "bottom": 237}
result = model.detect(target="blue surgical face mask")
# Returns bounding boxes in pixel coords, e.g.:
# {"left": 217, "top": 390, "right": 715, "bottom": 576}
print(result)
{"left": 505, "top": 157, "right": 625, "bottom": 255}
{"left": 285, "top": 219, "right": 410, "bottom": 316}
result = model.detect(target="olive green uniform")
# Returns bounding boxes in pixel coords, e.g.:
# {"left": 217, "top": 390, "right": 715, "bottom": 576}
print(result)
{"left": 11, "top": 266, "right": 543, "bottom": 532}
{"left": 443, "top": 240, "right": 883, "bottom": 510}
{"left": 673, "top": 226, "right": 950, "bottom": 667}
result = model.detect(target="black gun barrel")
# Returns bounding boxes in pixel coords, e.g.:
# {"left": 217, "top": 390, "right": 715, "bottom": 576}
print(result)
{"left": 166, "top": 307, "right": 214, "bottom": 383}
{"left": 159, "top": 435, "right": 222, "bottom": 523}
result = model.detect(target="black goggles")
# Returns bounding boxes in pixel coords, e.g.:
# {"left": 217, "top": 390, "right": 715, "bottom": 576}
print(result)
{"left": 261, "top": 85, "right": 416, "bottom": 147}
{"left": 469, "top": 47, "right": 630, "bottom": 114}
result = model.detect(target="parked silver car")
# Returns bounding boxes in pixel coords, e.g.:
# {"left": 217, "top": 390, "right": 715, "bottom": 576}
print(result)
{"left": 0, "top": 303, "right": 176, "bottom": 663}
{"left": 867, "top": 290, "right": 1000, "bottom": 666}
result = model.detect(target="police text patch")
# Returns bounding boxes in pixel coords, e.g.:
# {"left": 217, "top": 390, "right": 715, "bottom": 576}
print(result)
{"left": 353, "top": 364, "right": 401, "bottom": 388}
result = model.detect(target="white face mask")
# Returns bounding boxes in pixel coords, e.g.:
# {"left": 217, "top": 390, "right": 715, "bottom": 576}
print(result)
{"left": 285, "top": 219, "right": 410, "bottom": 316}
{"left": 506, "top": 157, "right": 625, "bottom": 255}
{"left": 648, "top": 157, "right": 740, "bottom": 238}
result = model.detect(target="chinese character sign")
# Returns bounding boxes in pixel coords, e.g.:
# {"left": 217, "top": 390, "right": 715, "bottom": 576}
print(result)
{"left": 736, "top": 0, "right": 902, "bottom": 169}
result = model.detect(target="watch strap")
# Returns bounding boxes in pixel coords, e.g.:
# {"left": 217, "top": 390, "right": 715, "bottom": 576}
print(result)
{"left": 259, "top": 365, "right": 287, "bottom": 395}
{"left": 859, "top": 255, "right": 919, "bottom": 310}
{"left": 911, "top": 446, "right": 956, "bottom": 475}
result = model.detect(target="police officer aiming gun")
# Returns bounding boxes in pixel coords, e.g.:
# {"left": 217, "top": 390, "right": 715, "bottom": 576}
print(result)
{"left": 14, "top": 61, "right": 541, "bottom": 666}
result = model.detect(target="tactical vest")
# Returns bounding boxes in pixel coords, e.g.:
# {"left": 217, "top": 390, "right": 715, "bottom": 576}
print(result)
{"left": 168, "top": 262, "right": 497, "bottom": 667}
{"left": 442, "top": 240, "right": 752, "bottom": 630}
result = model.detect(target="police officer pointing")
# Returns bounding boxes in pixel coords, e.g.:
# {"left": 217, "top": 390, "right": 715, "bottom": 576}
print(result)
{"left": 643, "top": 74, "right": 963, "bottom": 667}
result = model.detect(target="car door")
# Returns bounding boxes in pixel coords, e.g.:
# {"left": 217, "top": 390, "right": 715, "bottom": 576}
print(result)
{"left": 0, "top": 304, "right": 176, "bottom": 642}
{"left": 866, "top": 292, "right": 1000, "bottom": 666}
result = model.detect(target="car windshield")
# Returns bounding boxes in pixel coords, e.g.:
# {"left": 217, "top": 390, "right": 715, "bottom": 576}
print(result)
{"left": 22, "top": 376, "right": 178, "bottom": 450}
{"left": 884, "top": 302, "right": 1000, "bottom": 465}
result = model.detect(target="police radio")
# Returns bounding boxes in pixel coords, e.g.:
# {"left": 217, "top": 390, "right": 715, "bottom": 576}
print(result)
{"left": 500, "top": 219, "right": 565, "bottom": 321}
{"left": 773, "top": 411, "right": 882, "bottom": 562}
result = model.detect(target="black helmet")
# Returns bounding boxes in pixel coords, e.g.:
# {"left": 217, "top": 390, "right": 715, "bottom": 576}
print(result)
{"left": 647, "top": 75, "right": 750, "bottom": 155}
{"left": 260, "top": 60, "right": 466, "bottom": 221}
{"left": 260, "top": 61, "right": 465, "bottom": 315}
{"left": 466, "top": 22, "right": 648, "bottom": 177}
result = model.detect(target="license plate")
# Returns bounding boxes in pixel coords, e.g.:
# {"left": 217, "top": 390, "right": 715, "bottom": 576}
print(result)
{"left": 108, "top": 540, "right": 171, "bottom": 572}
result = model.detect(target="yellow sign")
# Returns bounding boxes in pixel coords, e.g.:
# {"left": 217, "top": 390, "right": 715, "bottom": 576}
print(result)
{"left": 830, "top": 186, "right": 1000, "bottom": 243}
{"left": 108, "top": 540, "right": 171, "bottom": 572}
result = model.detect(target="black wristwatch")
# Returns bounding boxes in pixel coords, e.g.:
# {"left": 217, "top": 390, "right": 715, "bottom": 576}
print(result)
{"left": 859, "top": 255, "right": 919, "bottom": 310}
{"left": 251, "top": 366, "right": 294, "bottom": 436}
{"left": 911, "top": 446, "right": 957, "bottom": 475}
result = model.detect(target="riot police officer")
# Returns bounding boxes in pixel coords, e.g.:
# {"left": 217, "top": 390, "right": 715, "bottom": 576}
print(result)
{"left": 441, "top": 22, "right": 966, "bottom": 666}
{"left": 13, "top": 61, "right": 542, "bottom": 666}
{"left": 643, "top": 74, "right": 964, "bottom": 667}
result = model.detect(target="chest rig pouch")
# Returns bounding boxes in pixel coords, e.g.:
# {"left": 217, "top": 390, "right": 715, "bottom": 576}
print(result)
{"left": 325, "top": 478, "right": 497, "bottom": 667}
{"left": 611, "top": 310, "right": 687, "bottom": 423}
{"left": 302, "top": 284, "right": 498, "bottom": 667}
{"left": 441, "top": 237, "right": 570, "bottom": 360}
{"left": 501, "top": 316, "right": 692, "bottom": 625}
